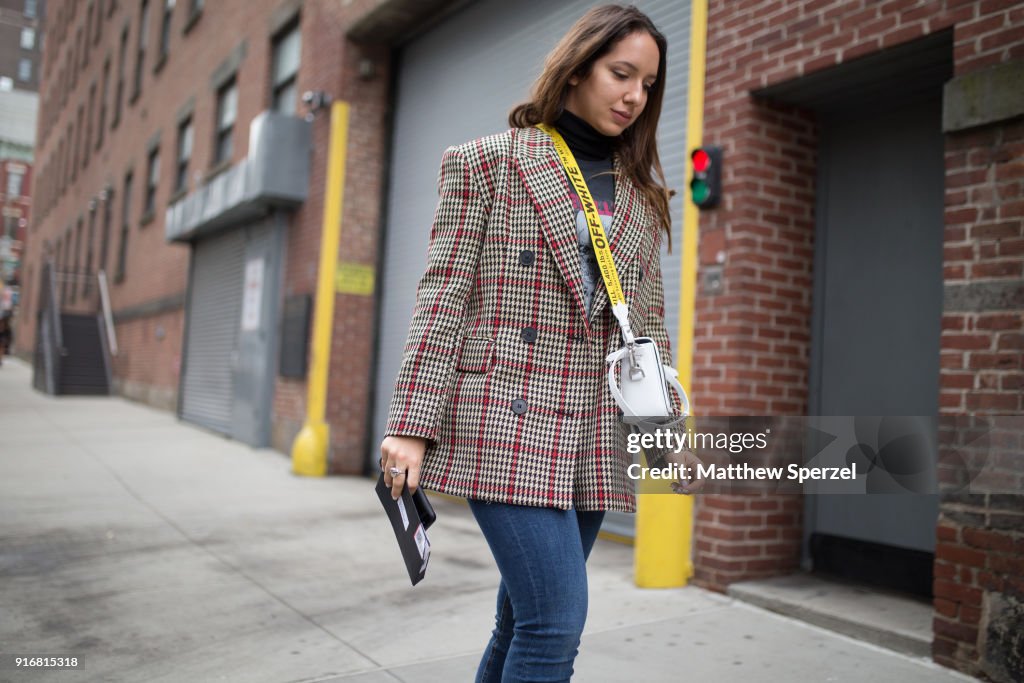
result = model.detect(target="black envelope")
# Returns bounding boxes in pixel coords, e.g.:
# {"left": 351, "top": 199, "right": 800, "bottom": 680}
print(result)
{"left": 375, "top": 473, "right": 432, "bottom": 586}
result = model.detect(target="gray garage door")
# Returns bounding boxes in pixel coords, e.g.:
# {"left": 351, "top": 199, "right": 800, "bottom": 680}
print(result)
{"left": 373, "top": 0, "right": 694, "bottom": 536}
{"left": 180, "top": 217, "right": 282, "bottom": 446}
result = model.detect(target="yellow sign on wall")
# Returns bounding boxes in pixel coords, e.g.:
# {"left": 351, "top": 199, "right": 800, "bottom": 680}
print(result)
{"left": 335, "top": 262, "right": 375, "bottom": 296}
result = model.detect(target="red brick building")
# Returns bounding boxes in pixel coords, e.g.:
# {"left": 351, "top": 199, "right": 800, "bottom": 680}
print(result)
{"left": 19, "top": 1, "right": 1022, "bottom": 680}
{"left": 1, "top": 160, "right": 31, "bottom": 291}
{"left": 695, "top": 1, "right": 1022, "bottom": 680}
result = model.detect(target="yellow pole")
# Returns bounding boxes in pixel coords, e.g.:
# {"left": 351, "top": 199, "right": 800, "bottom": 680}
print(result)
{"left": 292, "top": 101, "right": 350, "bottom": 476}
{"left": 635, "top": 0, "right": 708, "bottom": 587}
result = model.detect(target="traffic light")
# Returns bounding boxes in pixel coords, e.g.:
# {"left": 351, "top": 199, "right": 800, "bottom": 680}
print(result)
{"left": 689, "top": 146, "right": 722, "bottom": 209}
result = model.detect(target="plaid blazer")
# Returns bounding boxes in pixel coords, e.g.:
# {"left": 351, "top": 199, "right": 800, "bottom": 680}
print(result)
{"left": 385, "top": 125, "right": 677, "bottom": 512}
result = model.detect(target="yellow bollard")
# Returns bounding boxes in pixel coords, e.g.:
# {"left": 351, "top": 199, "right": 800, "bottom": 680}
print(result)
{"left": 634, "top": 0, "right": 708, "bottom": 588}
{"left": 292, "top": 101, "right": 350, "bottom": 477}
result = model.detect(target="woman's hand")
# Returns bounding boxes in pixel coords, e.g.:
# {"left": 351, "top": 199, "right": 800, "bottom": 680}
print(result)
{"left": 664, "top": 448, "right": 706, "bottom": 495}
{"left": 379, "top": 435, "right": 427, "bottom": 500}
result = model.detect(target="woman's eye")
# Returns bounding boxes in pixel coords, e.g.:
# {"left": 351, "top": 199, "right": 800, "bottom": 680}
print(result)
{"left": 613, "top": 71, "right": 627, "bottom": 80}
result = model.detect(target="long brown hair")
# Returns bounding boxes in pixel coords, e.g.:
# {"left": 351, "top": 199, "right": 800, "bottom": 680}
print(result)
{"left": 509, "top": 5, "right": 674, "bottom": 248}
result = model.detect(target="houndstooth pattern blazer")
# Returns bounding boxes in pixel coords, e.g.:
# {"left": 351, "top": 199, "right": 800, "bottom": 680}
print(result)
{"left": 385, "top": 125, "right": 678, "bottom": 512}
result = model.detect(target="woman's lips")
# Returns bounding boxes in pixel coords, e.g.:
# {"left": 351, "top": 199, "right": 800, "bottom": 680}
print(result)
{"left": 611, "top": 109, "right": 631, "bottom": 125}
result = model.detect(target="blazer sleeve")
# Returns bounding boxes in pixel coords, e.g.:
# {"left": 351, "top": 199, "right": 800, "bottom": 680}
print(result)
{"left": 385, "top": 146, "right": 491, "bottom": 441}
{"left": 641, "top": 231, "right": 685, "bottom": 471}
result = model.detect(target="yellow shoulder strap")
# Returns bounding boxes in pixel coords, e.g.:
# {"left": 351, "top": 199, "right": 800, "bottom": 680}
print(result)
{"left": 537, "top": 123, "right": 626, "bottom": 309}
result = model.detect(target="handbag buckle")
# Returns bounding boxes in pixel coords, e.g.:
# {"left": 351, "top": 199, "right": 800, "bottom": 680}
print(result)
{"left": 627, "top": 343, "right": 645, "bottom": 380}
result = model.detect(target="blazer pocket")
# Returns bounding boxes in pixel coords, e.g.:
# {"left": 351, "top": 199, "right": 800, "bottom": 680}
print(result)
{"left": 456, "top": 337, "right": 494, "bottom": 373}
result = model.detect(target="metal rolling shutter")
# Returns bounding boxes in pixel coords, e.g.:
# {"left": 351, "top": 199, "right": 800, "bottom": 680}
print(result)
{"left": 181, "top": 229, "right": 246, "bottom": 434}
{"left": 375, "top": 0, "right": 692, "bottom": 535}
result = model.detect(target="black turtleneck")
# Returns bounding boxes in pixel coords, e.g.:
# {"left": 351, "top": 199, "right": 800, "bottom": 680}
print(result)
{"left": 554, "top": 109, "right": 616, "bottom": 161}
{"left": 554, "top": 109, "right": 617, "bottom": 320}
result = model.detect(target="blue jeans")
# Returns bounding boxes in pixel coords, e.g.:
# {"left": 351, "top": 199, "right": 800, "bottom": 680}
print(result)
{"left": 467, "top": 499, "right": 606, "bottom": 683}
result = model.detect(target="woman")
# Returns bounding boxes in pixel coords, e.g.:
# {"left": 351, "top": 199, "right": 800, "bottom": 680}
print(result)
{"left": 380, "top": 5, "right": 702, "bottom": 681}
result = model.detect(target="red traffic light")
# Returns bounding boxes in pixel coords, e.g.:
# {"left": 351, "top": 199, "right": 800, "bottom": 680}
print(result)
{"left": 689, "top": 145, "right": 722, "bottom": 209}
{"left": 691, "top": 149, "right": 711, "bottom": 173}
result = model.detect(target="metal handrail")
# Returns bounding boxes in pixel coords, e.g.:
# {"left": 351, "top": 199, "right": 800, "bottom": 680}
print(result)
{"left": 97, "top": 270, "right": 118, "bottom": 356}
{"left": 46, "top": 263, "right": 63, "bottom": 353}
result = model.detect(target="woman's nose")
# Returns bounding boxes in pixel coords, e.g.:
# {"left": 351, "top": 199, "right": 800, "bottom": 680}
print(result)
{"left": 623, "top": 81, "right": 643, "bottom": 104}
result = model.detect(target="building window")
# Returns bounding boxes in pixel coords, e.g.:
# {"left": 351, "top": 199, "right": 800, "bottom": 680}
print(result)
{"left": 6, "top": 170, "right": 24, "bottom": 197}
{"left": 100, "top": 187, "right": 114, "bottom": 271}
{"left": 74, "top": 107, "right": 84, "bottom": 181}
{"left": 72, "top": 219, "right": 83, "bottom": 302}
{"left": 72, "top": 33, "right": 80, "bottom": 86}
{"left": 85, "top": 206, "right": 97, "bottom": 297}
{"left": 57, "top": 137, "right": 65, "bottom": 194}
{"left": 21, "top": 28, "right": 35, "bottom": 50}
{"left": 80, "top": 25, "right": 89, "bottom": 69}
{"left": 63, "top": 229, "right": 72, "bottom": 301}
{"left": 25, "top": 0, "right": 37, "bottom": 19}
{"left": 94, "top": 1, "right": 104, "bottom": 44}
{"left": 175, "top": 116, "right": 192, "bottom": 193}
{"left": 114, "top": 27, "right": 128, "bottom": 127}
{"left": 214, "top": 78, "right": 237, "bottom": 166}
{"left": 184, "top": 0, "right": 201, "bottom": 32}
{"left": 116, "top": 172, "right": 132, "bottom": 283}
{"left": 57, "top": 235, "right": 65, "bottom": 300}
{"left": 97, "top": 59, "right": 110, "bottom": 149}
{"left": 144, "top": 147, "right": 159, "bottom": 218}
{"left": 85, "top": 3, "right": 94, "bottom": 60}
{"left": 18, "top": 59, "right": 32, "bottom": 82}
{"left": 271, "top": 21, "right": 300, "bottom": 115}
{"left": 84, "top": 84, "right": 96, "bottom": 168}
{"left": 132, "top": 0, "right": 150, "bottom": 101}
{"left": 159, "top": 0, "right": 175, "bottom": 64}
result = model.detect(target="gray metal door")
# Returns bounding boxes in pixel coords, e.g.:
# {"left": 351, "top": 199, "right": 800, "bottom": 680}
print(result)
{"left": 807, "top": 96, "right": 944, "bottom": 559}
{"left": 231, "top": 217, "right": 283, "bottom": 447}
{"left": 374, "top": 0, "right": 693, "bottom": 537}
{"left": 181, "top": 217, "right": 281, "bottom": 446}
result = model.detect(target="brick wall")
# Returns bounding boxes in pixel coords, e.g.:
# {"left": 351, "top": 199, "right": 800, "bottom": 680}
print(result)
{"left": 941, "top": 118, "right": 1024, "bottom": 414}
{"left": 934, "top": 87, "right": 1023, "bottom": 683}
{"left": 693, "top": 493, "right": 804, "bottom": 589}
{"left": 701, "top": 0, "right": 1024, "bottom": 679}
{"left": 110, "top": 307, "right": 185, "bottom": 411}
{"left": 25, "top": 0, "right": 394, "bottom": 477}
{"left": 267, "top": 0, "right": 392, "bottom": 472}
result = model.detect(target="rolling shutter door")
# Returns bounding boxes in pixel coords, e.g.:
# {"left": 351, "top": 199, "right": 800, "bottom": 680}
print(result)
{"left": 181, "top": 229, "right": 246, "bottom": 434}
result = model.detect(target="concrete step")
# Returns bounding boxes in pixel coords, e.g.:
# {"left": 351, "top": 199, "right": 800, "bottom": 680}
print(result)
{"left": 728, "top": 572, "right": 934, "bottom": 658}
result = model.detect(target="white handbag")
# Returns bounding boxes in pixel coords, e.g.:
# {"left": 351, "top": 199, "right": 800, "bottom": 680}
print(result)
{"left": 539, "top": 124, "right": 690, "bottom": 424}
{"left": 606, "top": 304, "right": 689, "bottom": 423}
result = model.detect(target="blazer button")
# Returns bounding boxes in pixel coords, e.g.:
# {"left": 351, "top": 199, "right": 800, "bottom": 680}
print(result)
{"left": 519, "top": 250, "right": 536, "bottom": 266}
{"left": 521, "top": 326, "right": 537, "bottom": 344}
{"left": 511, "top": 399, "right": 528, "bottom": 415}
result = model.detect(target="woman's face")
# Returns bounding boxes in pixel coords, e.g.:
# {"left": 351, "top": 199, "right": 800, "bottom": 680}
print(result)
{"left": 565, "top": 31, "right": 660, "bottom": 136}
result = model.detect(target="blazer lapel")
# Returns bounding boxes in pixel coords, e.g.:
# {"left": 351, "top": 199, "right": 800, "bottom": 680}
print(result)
{"left": 515, "top": 128, "right": 650, "bottom": 333}
{"left": 589, "top": 155, "right": 647, "bottom": 321}
{"left": 515, "top": 133, "right": 591, "bottom": 329}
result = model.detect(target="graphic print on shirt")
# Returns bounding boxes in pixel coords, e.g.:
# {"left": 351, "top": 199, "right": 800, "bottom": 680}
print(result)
{"left": 569, "top": 192, "right": 615, "bottom": 318}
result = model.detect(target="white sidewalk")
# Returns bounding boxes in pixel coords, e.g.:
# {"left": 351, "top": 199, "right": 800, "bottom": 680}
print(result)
{"left": 0, "top": 356, "right": 976, "bottom": 682}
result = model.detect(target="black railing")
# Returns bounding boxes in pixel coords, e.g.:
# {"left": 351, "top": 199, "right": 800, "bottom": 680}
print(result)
{"left": 32, "top": 261, "right": 63, "bottom": 394}
{"left": 32, "top": 261, "right": 116, "bottom": 396}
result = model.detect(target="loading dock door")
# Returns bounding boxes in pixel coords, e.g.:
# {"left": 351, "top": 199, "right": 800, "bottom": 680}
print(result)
{"left": 180, "top": 218, "right": 281, "bottom": 446}
{"left": 808, "top": 95, "right": 944, "bottom": 595}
